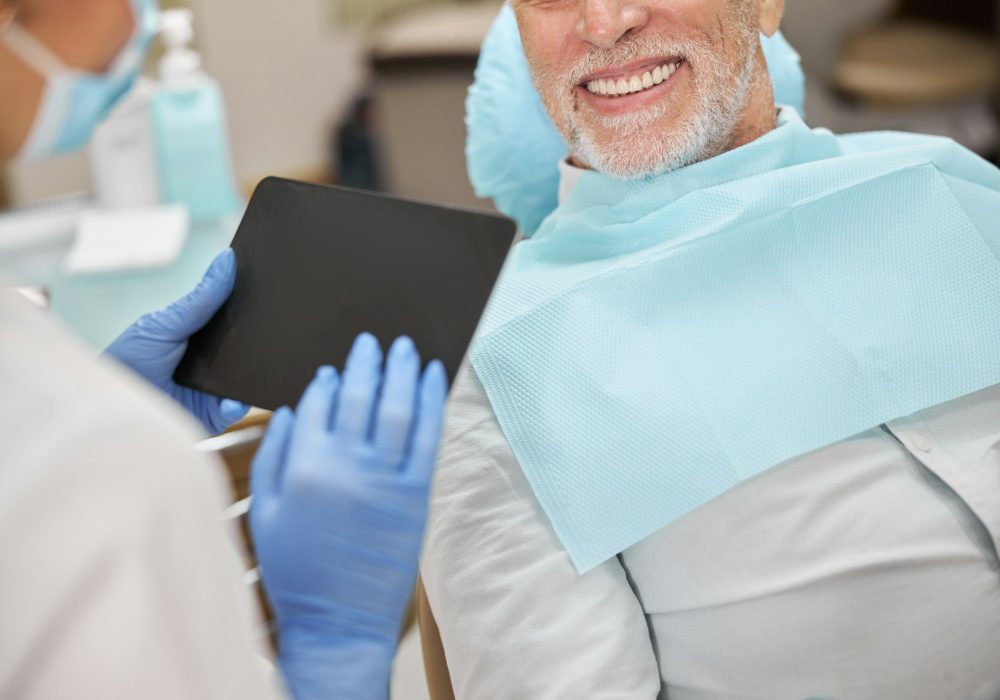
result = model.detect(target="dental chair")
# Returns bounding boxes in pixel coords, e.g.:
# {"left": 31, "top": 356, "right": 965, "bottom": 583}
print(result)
{"left": 367, "top": 1, "right": 501, "bottom": 209}
{"left": 831, "top": 0, "right": 999, "bottom": 156}
{"left": 416, "top": 580, "right": 455, "bottom": 700}
{"left": 834, "top": 0, "right": 997, "bottom": 107}
{"left": 195, "top": 416, "right": 274, "bottom": 643}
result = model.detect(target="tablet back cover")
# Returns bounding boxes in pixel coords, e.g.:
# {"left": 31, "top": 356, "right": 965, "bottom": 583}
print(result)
{"left": 174, "top": 177, "right": 515, "bottom": 410}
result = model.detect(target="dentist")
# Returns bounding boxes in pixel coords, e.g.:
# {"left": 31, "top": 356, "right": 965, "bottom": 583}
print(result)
{"left": 0, "top": 1, "right": 447, "bottom": 698}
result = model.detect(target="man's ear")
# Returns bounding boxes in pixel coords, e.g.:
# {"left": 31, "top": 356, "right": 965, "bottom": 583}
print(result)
{"left": 757, "top": 0, "right": 784, "bottom": 37}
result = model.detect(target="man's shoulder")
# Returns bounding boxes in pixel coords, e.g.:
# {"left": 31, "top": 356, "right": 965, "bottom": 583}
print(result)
{"left": 828, "top": 128, "right": 999, "bottom": 188}
{"left": 437, "top": 362, "right": 509, "bottom": 472}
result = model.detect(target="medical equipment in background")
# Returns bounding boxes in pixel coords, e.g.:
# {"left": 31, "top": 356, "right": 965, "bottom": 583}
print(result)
{"left": 337, "top": 0, "right": 486, "bottom": 27}
{"left": 87, "top": 8, "right": 241, "bottom": 221}
{"left": 367, "top": 1, "right": 501, "bottom": 209}
{"left": 151, "top": 9, "right": 241, "bottom": 222}
{"left": 89, "top": 79, "right": 161, "bottom": 209}
{"left": 834, "top": 0, "right": 997, "bottom": 106}
{"left": 828, "top": 0, "right": 998, "bottom": 157}
{"left": 335, "top": 94, "right": 385, "bottom": 192}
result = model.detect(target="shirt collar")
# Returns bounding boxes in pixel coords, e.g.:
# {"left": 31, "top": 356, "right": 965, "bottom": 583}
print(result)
{"left": 557, "top": 158, "right": 587, "bottom": 205}
{"left": 557, "top": 107, "right": 838, "bottom": 217}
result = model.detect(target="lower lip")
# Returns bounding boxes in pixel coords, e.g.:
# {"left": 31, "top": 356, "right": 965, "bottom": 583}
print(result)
{"left": 576, "top": 61, "right": 687, "bottom": 116}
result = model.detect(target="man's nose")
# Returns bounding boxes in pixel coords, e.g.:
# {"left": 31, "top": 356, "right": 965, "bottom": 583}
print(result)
{"left": 576, "top": 1, "right": 651, "bottom": 49}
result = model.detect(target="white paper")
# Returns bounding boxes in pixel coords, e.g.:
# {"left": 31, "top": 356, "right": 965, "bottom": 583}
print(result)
{"left": 65, "top": 206, "right": 189, "bottom": 274}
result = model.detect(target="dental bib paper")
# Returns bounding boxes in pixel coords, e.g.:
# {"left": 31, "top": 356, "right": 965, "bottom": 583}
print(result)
{"left": 66, "top": 205, "right": 189, "bottom": 274}
{"left": 471, "top": 109, "right": 1000, "bottom": 572}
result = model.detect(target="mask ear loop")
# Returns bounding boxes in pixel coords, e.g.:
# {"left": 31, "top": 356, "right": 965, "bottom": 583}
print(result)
{"left": 1, "top": 21, "right": 68, "bottom": 78}
{"left": 2, "top": 22, "right": 74, "bottom": 161}
{"left": 0, "top": 4, "right": 15, "bottom": 34}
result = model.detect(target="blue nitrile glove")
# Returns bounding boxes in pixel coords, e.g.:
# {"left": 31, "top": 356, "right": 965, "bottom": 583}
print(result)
{"left": 104, "top": 249, "right": 249, "bottom": 434}
{"left": 250, "top": 333, "right": 449, "bottom": 700}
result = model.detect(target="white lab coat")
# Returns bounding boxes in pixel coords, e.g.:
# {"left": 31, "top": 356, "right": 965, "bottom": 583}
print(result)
{"left": 0, "top": 290, "right": 286, "bottom": 700}
{"left": 421, "top": 161, "right": 1000, "bottom": 699}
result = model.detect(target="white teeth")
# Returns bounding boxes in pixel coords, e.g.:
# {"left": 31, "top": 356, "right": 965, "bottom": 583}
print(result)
{"left": 584, "top": 61, "right": 682, "bottom": 96}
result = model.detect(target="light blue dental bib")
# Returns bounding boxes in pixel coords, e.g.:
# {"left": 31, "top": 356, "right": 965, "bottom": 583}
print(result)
{"left": 470, "top": 109, "right": 1000, "bottom": 572}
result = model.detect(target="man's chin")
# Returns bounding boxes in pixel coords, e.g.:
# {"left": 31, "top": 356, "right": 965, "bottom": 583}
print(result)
{"left": 592, "top": 158, "right": 686, "bottom": 181}
{"left": 573, "top": 132, "right": 701, "bottom": 180}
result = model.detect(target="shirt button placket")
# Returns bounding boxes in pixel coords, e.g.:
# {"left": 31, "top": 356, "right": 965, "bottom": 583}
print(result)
{"left": 912, "top": 433, "right": 933, "bottom": 453}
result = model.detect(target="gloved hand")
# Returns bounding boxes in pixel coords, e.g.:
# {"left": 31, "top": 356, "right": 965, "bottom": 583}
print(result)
{"left": 104, "top": 249, "right": 249, "bottom": 434}
{"left": 250, "top": 333, "right": 448, "bottom": 700}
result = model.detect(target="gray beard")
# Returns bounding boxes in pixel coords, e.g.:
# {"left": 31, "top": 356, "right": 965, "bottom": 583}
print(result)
{"left": 568, "top": 48, "right": 757, "bottom": 180}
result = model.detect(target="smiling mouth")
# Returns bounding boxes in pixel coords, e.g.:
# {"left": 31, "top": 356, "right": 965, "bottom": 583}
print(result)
{"left": 582, "top": 60, "right": 684, "bottom": 97}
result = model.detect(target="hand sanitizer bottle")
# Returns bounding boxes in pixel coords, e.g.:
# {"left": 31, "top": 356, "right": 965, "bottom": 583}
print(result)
{"left": 151, "top": 9, "right": 241, "bottom": 222}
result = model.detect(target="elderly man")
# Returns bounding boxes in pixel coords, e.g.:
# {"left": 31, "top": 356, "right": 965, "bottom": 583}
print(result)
{"left": 420, "top": 1, "right": 1000, "bottom": 698}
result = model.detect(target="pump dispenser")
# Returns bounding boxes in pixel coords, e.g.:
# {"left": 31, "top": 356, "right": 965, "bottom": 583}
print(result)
{"left": 150, "top": 9, "right": 241, "bottom": 222}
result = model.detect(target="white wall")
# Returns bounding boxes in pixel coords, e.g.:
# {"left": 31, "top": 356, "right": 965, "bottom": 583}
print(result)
{"left": 187, "top": 0, "right": 364, "bottom": 181}
{"left": 6, "top": 0, "right": 365, "bottom": 205}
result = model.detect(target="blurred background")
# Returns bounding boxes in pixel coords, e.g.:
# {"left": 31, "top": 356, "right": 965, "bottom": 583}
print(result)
{"left": 2, "top": 0, "right": 997, "bottom": 214}
{"left": 0, "top": 3, "right": 996, "bottom": 697}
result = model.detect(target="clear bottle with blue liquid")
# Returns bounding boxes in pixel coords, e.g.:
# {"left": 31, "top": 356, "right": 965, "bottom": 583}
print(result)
{"left": 151, "top": 9, "right": 241, "bottom": 222}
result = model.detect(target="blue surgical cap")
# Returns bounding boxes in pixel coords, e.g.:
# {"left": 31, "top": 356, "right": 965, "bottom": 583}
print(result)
{"left": 466, "top": 4, "right": 806, "bottom": 236}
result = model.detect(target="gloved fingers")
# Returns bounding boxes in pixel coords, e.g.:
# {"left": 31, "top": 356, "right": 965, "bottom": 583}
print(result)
{"left": 295, "top": 366, "right": 340, "bottom": 434}
{"left": 219, "top": 398, "right": 251, "bottom": 427}
{"left": 251, "top": 406, "right": 295, "bottom": 501}
{"left": 182, "top": 389, "right": 229, "bottom": 435}
{"left": 404, "top": 360, "right": 448, "bottom": 480}
{"left": 151, "top": 248, "right": 237, "bottom": 342}
{"left": 372, "top": 336, "right": 421, "bottom": 469}
{"left": 331, "top": 333, "right": 384, "bottom": 446}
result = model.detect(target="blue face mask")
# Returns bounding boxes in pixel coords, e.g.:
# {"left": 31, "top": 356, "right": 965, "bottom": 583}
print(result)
{"left": 1, "top": 0, "right": 160, "bottom": 160}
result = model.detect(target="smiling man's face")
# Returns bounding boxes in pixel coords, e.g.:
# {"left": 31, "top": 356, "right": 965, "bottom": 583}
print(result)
{"left": 514, "top": 0, "right": 783, "bottom": 178}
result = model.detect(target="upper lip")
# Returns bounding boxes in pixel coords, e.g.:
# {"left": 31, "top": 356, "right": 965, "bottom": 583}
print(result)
{"left": 578, "top": 56, "right": 683, "bottom": 86}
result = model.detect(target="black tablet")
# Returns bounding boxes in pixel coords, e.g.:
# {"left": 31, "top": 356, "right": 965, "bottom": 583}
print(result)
{"left": 174, "top": 177, "right": 516, "bottom": 410}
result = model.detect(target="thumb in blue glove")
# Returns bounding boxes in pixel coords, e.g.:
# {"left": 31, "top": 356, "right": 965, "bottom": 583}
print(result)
{"left": 105, "top": 248, "right": 249, "bottom": 434}
{"left": 250, "top": 333, "right": 448, "bottom": 700}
